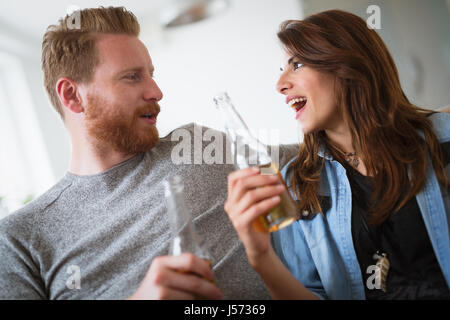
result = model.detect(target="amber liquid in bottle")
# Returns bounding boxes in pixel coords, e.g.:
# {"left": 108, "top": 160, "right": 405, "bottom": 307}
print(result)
{"left": 213, "top": 92, "right": 298, "bottom": 233}
{"left": 252, "top": 162, "right": 298, "bottom": 233}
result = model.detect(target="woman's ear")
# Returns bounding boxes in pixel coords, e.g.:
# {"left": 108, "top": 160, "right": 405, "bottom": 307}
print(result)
{"left": 56, "top": 78, "right": 85, "bottom": 114}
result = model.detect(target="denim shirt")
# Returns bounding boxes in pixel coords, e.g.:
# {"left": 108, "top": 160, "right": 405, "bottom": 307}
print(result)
{"left": 272, "top": 112, "right": 450, "bottom": 300}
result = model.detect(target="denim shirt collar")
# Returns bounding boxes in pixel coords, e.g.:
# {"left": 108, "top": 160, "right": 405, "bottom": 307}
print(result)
{"left": 318, "top": 144, "right": 333, "bottom": 161}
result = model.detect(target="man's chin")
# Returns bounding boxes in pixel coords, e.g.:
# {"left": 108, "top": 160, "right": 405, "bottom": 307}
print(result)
{"left": 126, "top": 129, "right": 159, "bottom": 154}
{"left": 137, "top": 136, "right": 159, "bottom": 153}
{"left": 109, "top": 126, "right": 160, "bottom": 155}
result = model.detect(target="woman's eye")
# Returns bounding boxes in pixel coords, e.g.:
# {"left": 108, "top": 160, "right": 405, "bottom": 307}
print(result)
{"left": 293, "top": 62, "right": 303, "bottom": 70}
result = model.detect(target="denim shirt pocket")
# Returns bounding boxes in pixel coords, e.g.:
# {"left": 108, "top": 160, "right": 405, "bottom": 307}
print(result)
{"left": 296, "top": 195, "right": 331, "bottom": 221}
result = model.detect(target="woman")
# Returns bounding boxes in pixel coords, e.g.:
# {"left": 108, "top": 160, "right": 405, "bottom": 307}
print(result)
{"left": 224, "top": 10, "right": 450, "bottom": 299}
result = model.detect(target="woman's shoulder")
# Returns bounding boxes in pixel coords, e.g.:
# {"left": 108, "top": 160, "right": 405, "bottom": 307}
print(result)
{"left": 429, "top": 112, "right": 450, "bottom": 143}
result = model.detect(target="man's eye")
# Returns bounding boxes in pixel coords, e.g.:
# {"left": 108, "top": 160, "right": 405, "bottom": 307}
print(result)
{"left": 125, "top": 73, "right": 141, "bottom": 81}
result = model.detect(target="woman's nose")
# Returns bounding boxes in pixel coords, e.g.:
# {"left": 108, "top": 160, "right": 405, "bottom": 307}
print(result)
{"left": 276, "top": 73, "right": 292, "bottom": 94}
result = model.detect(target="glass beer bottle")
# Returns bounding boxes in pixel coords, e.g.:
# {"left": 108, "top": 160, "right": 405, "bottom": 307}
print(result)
{"left": 213, "top": 92, "right": 298, "bottom": 232}
{"left": 164, "top": 176, "right": 215, "bottom": 285}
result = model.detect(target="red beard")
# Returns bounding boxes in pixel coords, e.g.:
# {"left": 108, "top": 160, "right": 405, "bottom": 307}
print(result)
{"left": 85, "top": 94, "right": 160, "bottom": 155}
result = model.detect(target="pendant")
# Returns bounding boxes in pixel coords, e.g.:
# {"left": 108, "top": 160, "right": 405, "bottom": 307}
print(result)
{"left": 373, "top": 252, "right": 390, "bottom": 292}
{"left": 344, "top": 152, "right": 358, "bottom": 168}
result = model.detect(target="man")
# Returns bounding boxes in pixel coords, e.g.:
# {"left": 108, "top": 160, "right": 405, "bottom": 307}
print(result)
{"left": 0, "top": 7, "right": 295, "bottom": 299}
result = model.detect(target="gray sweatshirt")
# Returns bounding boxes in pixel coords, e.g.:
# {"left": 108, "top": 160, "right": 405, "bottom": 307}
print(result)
{"left": 0, "top": 123, "right": 297, "bottom": 300}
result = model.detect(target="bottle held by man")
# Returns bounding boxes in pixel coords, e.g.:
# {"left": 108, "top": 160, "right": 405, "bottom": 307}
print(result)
{"left": 164, "top": 176, "right": 215, "bottom": 290}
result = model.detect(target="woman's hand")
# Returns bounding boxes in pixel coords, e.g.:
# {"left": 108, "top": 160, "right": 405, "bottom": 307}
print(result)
{"left": 225, "top": 167, "right": 319, "bottom": 300}
{"left": 224, "top": 167, "right": 286, "bottom": 266}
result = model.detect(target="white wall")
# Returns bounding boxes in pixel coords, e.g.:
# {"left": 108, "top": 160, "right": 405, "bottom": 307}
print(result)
{"left": 141, "top": 0, "right": 304, "bottom": 141}
{"left": 0, "top": 19, "right": 71, "bottom": 180}
{"left": 0, "top": 20, "right": 68, "bottom": 211}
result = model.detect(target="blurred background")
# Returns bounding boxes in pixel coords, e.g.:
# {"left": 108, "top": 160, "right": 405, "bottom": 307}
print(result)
{"left": 0, "top": 0, "right": 449, "bottom": 215}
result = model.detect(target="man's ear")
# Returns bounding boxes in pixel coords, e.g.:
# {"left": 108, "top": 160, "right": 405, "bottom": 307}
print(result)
{"left": 56, "top": 78, "right": 85, "bottom": 114}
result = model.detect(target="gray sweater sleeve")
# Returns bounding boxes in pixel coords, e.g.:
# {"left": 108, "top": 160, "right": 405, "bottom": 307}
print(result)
{"left": 0, "top": 213, "right": 46, "bottom": 299}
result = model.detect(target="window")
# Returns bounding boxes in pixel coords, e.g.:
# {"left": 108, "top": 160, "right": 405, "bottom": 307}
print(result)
{"left": 0, "top": 51, "right": 54, "bottom": 218}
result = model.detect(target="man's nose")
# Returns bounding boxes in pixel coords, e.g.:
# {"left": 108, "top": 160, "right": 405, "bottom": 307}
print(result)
{"left": 143, "top": 77, "right": 163, "bottom": 102}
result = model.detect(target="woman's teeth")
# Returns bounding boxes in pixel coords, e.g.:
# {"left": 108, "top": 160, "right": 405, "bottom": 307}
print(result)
{"left": 288, "top": 97, "right": 307, "bottom": 111}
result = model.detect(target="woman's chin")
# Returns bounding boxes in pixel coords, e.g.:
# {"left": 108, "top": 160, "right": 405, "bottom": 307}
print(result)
{"left": 297, "top": 120, "right": 311, "bottom": 134}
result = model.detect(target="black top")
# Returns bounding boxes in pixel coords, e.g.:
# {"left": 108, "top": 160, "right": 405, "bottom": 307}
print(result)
{"left": 348, "top": 142, "right": 450, "bottom": 300}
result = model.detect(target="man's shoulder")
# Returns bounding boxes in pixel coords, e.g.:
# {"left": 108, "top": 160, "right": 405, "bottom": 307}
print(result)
{"left": 151, "top": 122, "right": 227, "bottom": 166}
{"left": 0, "top": 200, "right": 40, "bottom": 246}
{"left": 158, "top": 122, "right": 224, "bottom": 142}
{"left": 156, "top": 122, "right": 298, "bottom": 168}
{"left": 0, "top": 206, "right": 33, "bottom": 240}
{"left": 0, "top": 177, "right": 73, "bottom": 235}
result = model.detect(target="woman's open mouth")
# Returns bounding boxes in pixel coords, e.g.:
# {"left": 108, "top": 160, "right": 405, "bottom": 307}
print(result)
{"left": 287, "top": 97, "right": 307, "bottom": 119}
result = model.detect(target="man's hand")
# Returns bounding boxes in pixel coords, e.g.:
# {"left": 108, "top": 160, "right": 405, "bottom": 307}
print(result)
{"left": 127, "top": 253, "right": 223, "bottom": 300}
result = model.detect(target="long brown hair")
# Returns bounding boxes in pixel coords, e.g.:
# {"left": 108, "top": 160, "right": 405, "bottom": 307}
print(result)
{"left": 278, "top": 10, "right": 448, "bottom": 226}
